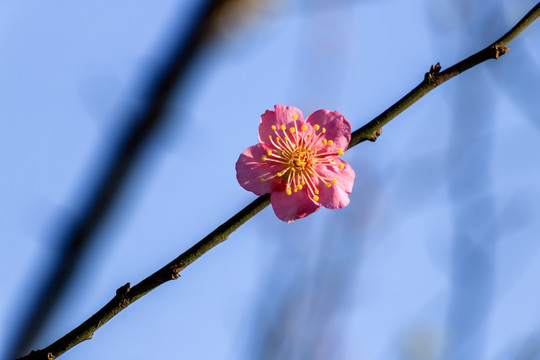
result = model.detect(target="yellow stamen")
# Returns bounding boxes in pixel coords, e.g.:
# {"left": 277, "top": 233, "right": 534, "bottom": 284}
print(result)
{"left": 260, "top": 118, "right": 347, "bottom": 203}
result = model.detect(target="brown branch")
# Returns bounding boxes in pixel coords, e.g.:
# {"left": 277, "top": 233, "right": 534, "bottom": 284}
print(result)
{"left": 18, "top": 2, "right": 540, "bottom": 359}
{"left": 19, "top": 194, "right": 271, "bottom": 360}
{"left": 348, "top": 2, "right": 540, "bottom": 148}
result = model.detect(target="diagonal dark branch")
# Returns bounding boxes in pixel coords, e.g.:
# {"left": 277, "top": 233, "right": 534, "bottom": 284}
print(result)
{"left": 348, "top": 1, "right": 540, "bottom": 148}
{"left": 10, "top": 1, "right": 239, "bottom": 358}
{"left": 17, "top": 2, "right": 540, "bottom": 359}
{"left": 18, "top": 194, "right": 271, "bottom": 360}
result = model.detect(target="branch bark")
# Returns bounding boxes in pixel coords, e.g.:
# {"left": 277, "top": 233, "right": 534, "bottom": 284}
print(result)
{"left": 18, "top": 2, "right": 540, "bottom": 359}
{"left": 348, "top": 2, "right": 540, "bottom": 148}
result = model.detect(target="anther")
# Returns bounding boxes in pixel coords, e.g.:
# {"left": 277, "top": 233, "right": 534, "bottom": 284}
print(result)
{"left": 322, "top": 128, "right": 326, "bottom": 133}
{"left": 337, "top": 148, "right": 344, "bottom": 155}
{"left": 261, "top": 155, "right": 267, "bottom": 161}
{"left": 271, "top": 125, "right": 276, "bottom": 131}
{"left": 281, "top": 125, "right": 286, "bottom": 131}
{"left": 332, "top": 178, "right": 337, "bottom": 184}
{"left": 259, "top": 179, "right": 265, "bottom": 183}
{"left": 322, "top": 139, "right": 327, "bottom": 145}
{"left": 301, "top": 124, "right": 307, "bottom": 131}
{"left": 292, "top": 114, "right": 298, "bottom": 120}
{"left": 327, "top": 140, "right": 333, "bottom": 146}
{"left": 314, "top": 125, "right": 320, "bottom": 130}
{"left": 338, "top": 163, "right": 344, "bottom": 169}
{"left": 313, "top": 195, "right": 319, "bottom": 201}
{"left": 267, "top": 150, "right": 272, "bottom": 156}
{"left": 286, "top": 188, "right": 292, "bottom": 195}
{"left": 325, "top": 182, "right": 331, "bottom": 188}
{"left": 314, "top": 189, "right": 319, "bottom": 195}
{"left": 277, "top": 172, "right": 283, "bottom": 177}
{"left": 289, "top": 127, "right": 295, "bottom": 133}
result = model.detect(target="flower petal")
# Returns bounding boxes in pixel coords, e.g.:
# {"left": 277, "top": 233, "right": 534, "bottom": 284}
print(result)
{"left": 306, "top": 109, "right": 351, "bottom": 151}
{"left": 236, "top": 143, "right": 285, "bottom": 196}
{"left": 271, "top": 188, "right": 321, "bottom": 223}
{"left": 258, "top": 105, "right": 304, "bottom": 146}
{"left": 316, "top": 160, "right": 355, "bottom": 209}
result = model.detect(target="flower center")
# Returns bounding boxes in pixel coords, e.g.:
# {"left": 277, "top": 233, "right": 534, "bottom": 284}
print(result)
{"left": 259, "top": 117, "right": 345, "bottom": 202}
{"left": 290, "top": 147, "right": 311, "bottom": 171}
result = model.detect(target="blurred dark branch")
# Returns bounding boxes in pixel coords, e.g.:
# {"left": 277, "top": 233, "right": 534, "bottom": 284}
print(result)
{"left": 348, "top": 1, "right": 540, "bottom": 148}
{"left": 11, "top": 0, "right": 240, "bottom": 358}
{"left": 18, "top": 3, "right": 540, "bottom": 359}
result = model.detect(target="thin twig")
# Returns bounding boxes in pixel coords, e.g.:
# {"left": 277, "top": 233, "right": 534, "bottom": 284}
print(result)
{"left": 18, "top": 2, "right": 540, "bottom": 359}
{"left": 19, "top": 194, "right": 271, "bottom": 360}
{"left": 348, "top": 2, "right": 540, "bottom": 148}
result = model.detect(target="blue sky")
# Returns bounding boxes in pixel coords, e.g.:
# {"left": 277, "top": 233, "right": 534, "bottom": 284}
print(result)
{"left": 1, "top": 1, "right": 540, "bottom": 359}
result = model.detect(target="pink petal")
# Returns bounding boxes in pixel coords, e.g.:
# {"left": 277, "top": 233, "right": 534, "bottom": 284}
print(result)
{"left": 258, "top": 105, "right": 305, "bottom": 146}
{"left": 271, "top": 188, "right": 321, "bottom": 223}
{"left": 316, "top": 160, "right": 355, "bottom": 209}
{"left": 306, "top": 110, "right": 351, "bottom": 151}
{"left": 236, "top": 143, "right": 285, "bottom": 196}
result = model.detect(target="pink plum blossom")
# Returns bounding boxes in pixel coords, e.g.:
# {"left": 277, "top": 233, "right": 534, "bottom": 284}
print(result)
{"left": 236, "top": 105, "right": 355, "bottom": 222}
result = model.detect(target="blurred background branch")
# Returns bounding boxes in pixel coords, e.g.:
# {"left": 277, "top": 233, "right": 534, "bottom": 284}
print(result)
{"left": 9, "top": 0, "right": 248, "bottom": 359}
